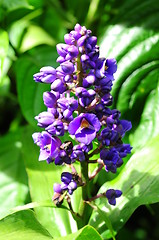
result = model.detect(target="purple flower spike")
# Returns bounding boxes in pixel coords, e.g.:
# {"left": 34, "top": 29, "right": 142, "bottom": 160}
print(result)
{"left": 33, "top": 66, "right": 56, "bottom": 83}
{"left": 68, "top": 113, "right": 101, "bottom": 144}
{"left": 106, "top": 189, "right": 122, "bottom": 206}
{"left": 32, "top": 23, "right": 132, "bottom": 203}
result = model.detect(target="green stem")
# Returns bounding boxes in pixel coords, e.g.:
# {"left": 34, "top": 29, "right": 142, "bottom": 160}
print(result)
{"left": 78, "top": 161, "right": 91, "bottom": 227}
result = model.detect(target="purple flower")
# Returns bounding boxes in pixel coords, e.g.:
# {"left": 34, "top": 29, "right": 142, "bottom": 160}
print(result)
{"left": 98, "top": 127, "right": 119, "bottom": 146}
{"left": 101, "top": 93, "right": 113, "bottom": 106}
{"left": 100, "top": 148, "right": 121, "bottom": 173}
{"left": 83, "top": 73, "right": 95, "bottom": 88}
{"left": 95, "top": 58, "right": 117, "bottom": 80}
{"left": 33, "top": 66, "right": 56, "bottom": 83}
{"left": 68, "top": 113, "right": 101, "bottom": 144}
{"left": 71, "top": 144, "right": 86, "bottom": 162}
{"left": 43, "top": 91, "right": 59, "bottom": 108}
{"left": 61, "top": 172, "right": 77, "bottom": 195}
{"left": 35, "top": 111, "right": 54, "bottom": 128}
{"left": 76, "top": 87, "right": 96, "bottom": 107}
{"left": 106, "top": 189, "right": 122, "bottom": 206}
{"left": 55, "top": 150, "right": 71, "bottom": 165}
{"left": 57, "top": 97, "right": 78, "bottom": 112}
{"left": 46, "top": 120, "right": 64, "bottom": 136}
{"left": 61, "top": 61, "right": 75, "bottom": 74}
{"left": 51, "top": 79, "right": 66, "bottom": 94}
{"left": 32, "top": 131, "right": 61, "bottom": 163}
{"left": 53, "top": 183, "right": 62, "bottom": 193}
{"left": 115, "top": 144, "right": 132, "bottom": 158}
{"left": 105, "top": 58, "right": 117, "bottom": 76}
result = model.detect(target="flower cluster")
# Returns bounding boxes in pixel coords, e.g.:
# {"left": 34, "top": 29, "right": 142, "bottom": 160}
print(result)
{"left": 32, "top": 24, "right": 132, "bottom": 207}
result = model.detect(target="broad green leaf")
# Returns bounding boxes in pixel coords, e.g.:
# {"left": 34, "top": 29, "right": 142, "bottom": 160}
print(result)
{"left": 55, "top": 225, "right": 102, "bottom": 240}
{"left": 41, "top": 7, "right": 67, "bottom": 42}
{"left": 130, "top": 85, "right": 159, "bottom": 149}
{"left": 0, "top": 0, "right": 33, "bottom": 11}
{"left": 9, "top": 20, "right": 29, "bottom": 50}
{"left": 63, "top": 0, "right": 90, "bottom": 24}
{"left": 20, "top": 25, "right": 55, "bottom": 52}
{"left": 20, "top": 126, "right": 78, "bottom": 237}
{"left": 115, "top": 61, "right": 159, "bottom": 115}
{"left": 0, "top": 30, "right": 9, "bottom": 82}
{"left": 0, "top": 210, "right": 53, "bottom": 240}
{"left": 11, "top": 199, "right": 70, "bottom": 213}
{"left": 89, "top": 135, "right": 159, "bottom": 239}
{"left": 15, "top": 47, "right": 58, "bottom": 126}
{"left": 99, "top": 0, "right": 159, "bottom": 152}
{"left": 0, "top": 131, "right": 29, "bottom": 218}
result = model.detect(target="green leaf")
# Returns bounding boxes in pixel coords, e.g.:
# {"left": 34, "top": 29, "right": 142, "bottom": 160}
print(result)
{"left": 99, "top": 0, "right": 159, "bottom": 155}
{"left": 15, "top": 47, "right": 58, "bottom": 126}
{"left": 0, "top": 131, "right": 29, "bottom": 218}
{"left": 86, "top": 202, "right": 116, "bottom": 240}
{"left": 11, "top": 199, "right": 70, "bottom": 214}
{"left": 20, "top": 126, "right": 78, "bottom": 237}
{"left": 130, "top": 84, "right": 159, "bottom": 149}
{"left": 0, "top": 210, "right": 53, "bottom": 240}
{"left": 20, "top": 25, "right": 55, "bottom": 52}
{"left": 1, "top": 0, "right": 33, "bottom": 11}
{"left": 0, "top": 30, "right": 9, "bottom": 82}
{"left": 55, "top": 225, "right": 103, "bottom": 240}
{"left": 89, "top": 135, "right": 159, "bottom": 239}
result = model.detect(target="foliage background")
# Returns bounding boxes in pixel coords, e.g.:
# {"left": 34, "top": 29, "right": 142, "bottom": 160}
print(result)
{"left": 0, "top": 0, "right": 159, "bottom": 239}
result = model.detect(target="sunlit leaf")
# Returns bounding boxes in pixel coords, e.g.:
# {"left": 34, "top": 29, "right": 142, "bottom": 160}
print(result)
{"left": 20, "top": 25, "right": 55, "bottom": 52}
{"left": 89, "top": 135, "right": 159, "bottom": 239}
{"left": 55, "top": 225, "right": 102, "bottom": 240}
{"left": 0, "top": 30, "right": 9, "bottom": 82}
{"left": 20, "top": 126, "right": 78, "bottom": 237}
{"left": 130, "top": 85, "right": 159, "bottom": 149}
{"left": 15, "top": 47, "right": 58, "bottom": 126}
{"left": 0, "top": 210, "right": 53, "bottom": 240}
{"left": 1, "top": 0, "right": 33, "bottom": 11}
{"left": 0, "top": 131, "right": 29, "bottom": 218}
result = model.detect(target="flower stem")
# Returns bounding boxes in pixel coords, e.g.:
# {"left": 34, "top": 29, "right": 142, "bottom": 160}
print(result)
{"left": 78, "top": 160, "right": 92, "bottom": 227}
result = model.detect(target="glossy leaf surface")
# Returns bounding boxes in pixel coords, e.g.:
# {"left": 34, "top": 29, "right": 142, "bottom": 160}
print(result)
{"left": 0, "top": 210, "right": 53, "bottom": 240}
{"left": 89, "top": 135, "right": 159, "bottom": 238}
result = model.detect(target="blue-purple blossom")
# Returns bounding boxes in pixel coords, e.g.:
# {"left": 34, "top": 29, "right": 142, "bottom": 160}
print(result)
{"left": 33, "top": 66, "right": 56, "bottom": 83}
{"left": 61, "top": 172, "right": 77, "bottom": 195}
{"left": 106, "top": 189, "right": 122, "bottom": 206}
{"left": 32, "top": 131, "right": 61, "bottom": 163}
{"left": 46, "top": 120, "right": 64, "bottom": 136}
{"left": 35, "top": 111, "right": 54, "bottom": 128}
{"left": 68, "top": 113, "right": 101, "bottom": 145}
{"left": 43, "top": 91, "right": 59, "bottom": 108}
{"left": 100, "top": 148, "right": 123, "bottom": 173}
{"left": 53, "top": 183, "right": 62, "bottom": 194}
{"left": 55, "top": 149, "right": 71, "bottom": 165}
